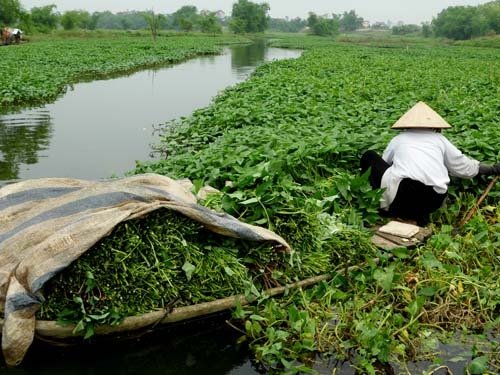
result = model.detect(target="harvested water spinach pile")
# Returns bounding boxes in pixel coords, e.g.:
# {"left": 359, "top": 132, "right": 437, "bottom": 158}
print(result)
{"left": 37, "top": 202, "right": 375, "bottom": 339}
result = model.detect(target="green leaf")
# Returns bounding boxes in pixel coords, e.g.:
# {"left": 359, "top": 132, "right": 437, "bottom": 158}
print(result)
{"left": 421, "top": 253, "right": 443, "bottom": 269}
{"left": 392, "top": 247, "right": 410, "bottom": 259}
{"left": 467, "top": 356, "right": 488, "bottom": 374}
{"left": 224, "top": 266, "right": 235, "bottom": 276}
{"left": 405, "top": 296, "right": 425, "bottom": 317}
{"left": 240, "top": 197, "right": 259, "bottom": 205}
{"left": 182, "top": 261, "right": 196, "bottom": 281}
{"left": 250, "top": 314, "right": 267, "bottom": 322}
{"left": 280, "top": 357, "right": 292, "bottom": 369}
{"left": 253, "top": 218, "right": 268, "bottom": 225}
{"left": 373, "top": 266, "right": 394, "bottom": 292}
{"left": 443, "top": 250, "right": 463, "bottom": 260}
{"left": 418, "top": 286, "right": 438, "bottom": 297}
{"left": 83, "top": 325, "right": 95, "bottom": 340}
{"left": 88, "top": 312, "right": 110, "bottom": 321}
{"left": 74, "top": 319, "right": 85, "bottom": 333}
{"left": 232, "top": 299, "right": 245, "bottom": 319}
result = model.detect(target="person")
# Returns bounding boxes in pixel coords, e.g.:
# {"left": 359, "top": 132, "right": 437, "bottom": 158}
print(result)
{"left": 11, "top": 28, "right": 22, "bottom": 44}
{"left": 1, "top": 28, "right": 22, "bottom": 45}
{"left": 361, "top": 101, "right": 500, "bottom": 226}
{"left": 1, "top": 27, "right": 9, "bottom": 45}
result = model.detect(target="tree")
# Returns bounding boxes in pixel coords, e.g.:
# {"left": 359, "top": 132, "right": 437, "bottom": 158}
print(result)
{"left": 479, "top": 0, "right": 500, "bottom": 34}
{"left": 268, "top": 17, "right": 307, "bottom": 33}
{"left": 93, "top": 11, "right": 153, "bottom": 30}
{"left": 307, "top": 12, "right": 318, "bottom": 29}
{"left": 179, "top": 18, "right": 193, "bottom": 31}
{"left": 391, "top": 24, "right": 421, "bottom": 35}
{"left": 199, "top": 12, "right": 222, "bottom": 33}
{"left": 230, "top": 0, "right": 270, "bottom": 33}
{"left": 120, "top": 17, "right": 132, "bottom": 30}
{"left": 18, "top": 9, "right": 33, "bottom": 33}
{"left": 0, "top": 0, "right": 22, "bottom": 25}
{"left": 340, "top": 10, "right": 363, "bottom": 32}
{"left": 60, "top": 10, "right": 91, "bottom": 30}
{"left": 30, "top": 4, "right": 59, "bottom": 31}
{"left": 87, "top": 12, "right": 100, "bottom": 30}
{"left": 421, "top": 22, "right": 432, "bottom": 37}
{"left": 307, "top": 12, "right": 339, "bottom": 36}
{"left": 143, "top": 10, "right": 165, "bottom": 40}
{"left": 172, "top": 5, "right": 199, "bottom": 31}
{"left": 432, "top": 6, "right": 487, "bottom": 40}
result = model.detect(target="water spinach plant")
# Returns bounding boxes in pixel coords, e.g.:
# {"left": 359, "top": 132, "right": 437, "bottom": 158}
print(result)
{"left": 21, "top": 33, "right": 499, "bottom": 373}
{"left": 133, "top": 36, "right": 499, "bottom": 373}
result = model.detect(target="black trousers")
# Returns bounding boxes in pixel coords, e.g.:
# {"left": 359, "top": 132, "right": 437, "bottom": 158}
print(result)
{"left": 360, "top": 150, "right": 447, "bottom": 225}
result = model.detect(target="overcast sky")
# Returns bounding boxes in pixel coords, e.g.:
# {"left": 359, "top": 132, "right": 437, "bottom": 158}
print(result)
{"left": 20, "top": 0, "right": 492, "bottom": 24}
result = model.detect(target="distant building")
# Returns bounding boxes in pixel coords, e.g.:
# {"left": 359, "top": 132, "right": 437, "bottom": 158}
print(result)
{"left": 372, "top": 21, "right": 389, "bottom": 29}
{"left": 200, "top": 9, "right": 226, "bottom": 20}
{"left": 215, "top": 10, "right": 226, "bottom": 19}
{"left": 362, "top": 20, "right": 370, "bottom": 29}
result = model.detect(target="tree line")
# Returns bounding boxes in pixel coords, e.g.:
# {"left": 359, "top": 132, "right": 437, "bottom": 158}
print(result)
{"left": 1, "top": 0, "right": 499, "bottom": 40}
{"left": 389, "top": 0, "right": 499, "bottom": 39}
{"left": 0, "top": 0, "right": 272, "bottom": 35}
{"left": 0, "top": 2, "right": 224, "bottom": 34}
{"left": 306, "top": 10, "right": 364, "bottom": 36}
{"left": 432, "top": 0, "right": 500, "bottom": 40}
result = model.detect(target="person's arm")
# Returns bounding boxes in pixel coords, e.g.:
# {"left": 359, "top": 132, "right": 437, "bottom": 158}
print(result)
{"left": 382, "top": 138, "right": 396, "bottom": 164}
{"left": 478, "top": 163, "right": 500, "bottom": 176}
{"left": 441, "top": 136, "right": 480, "bottom": 178}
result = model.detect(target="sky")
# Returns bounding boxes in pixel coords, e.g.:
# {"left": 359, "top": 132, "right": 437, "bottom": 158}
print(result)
{"left": 20, "top": 0, "right": 493, "bottom": 24}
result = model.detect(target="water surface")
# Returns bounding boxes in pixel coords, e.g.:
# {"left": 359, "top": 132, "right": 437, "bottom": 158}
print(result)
{"left": 0, "top": 42, "right": 301, "bottom": 182}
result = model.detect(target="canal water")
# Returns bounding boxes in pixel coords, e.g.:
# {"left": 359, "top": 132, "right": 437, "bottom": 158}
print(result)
{"left": 0, "top": 42, "right": 301, "bottom": 183}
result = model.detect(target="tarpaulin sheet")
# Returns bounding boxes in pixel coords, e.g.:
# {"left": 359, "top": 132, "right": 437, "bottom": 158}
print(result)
{"left": 0, "top": 173, "right": 290, "bottom": 366}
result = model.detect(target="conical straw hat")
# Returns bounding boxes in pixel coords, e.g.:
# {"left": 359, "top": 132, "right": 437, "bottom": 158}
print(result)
{"left": 392, "top": 101, "right": 452, "bottom": 129}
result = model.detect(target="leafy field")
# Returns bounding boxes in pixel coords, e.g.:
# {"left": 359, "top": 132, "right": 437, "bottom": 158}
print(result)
{"left": 0, "top": 33, "right": 248, "bottom": 109}
{"left": 132, "top": 37, "right": 500, "bottom": 373}
{"left": 454, "top": 35, "right": 500, "bottom": 48}
{"left": 10, "top": 32, "right": 496, "bottom": 373}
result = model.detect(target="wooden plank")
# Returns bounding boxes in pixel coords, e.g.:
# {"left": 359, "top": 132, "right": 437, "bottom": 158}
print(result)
{"left": 378, "top": 221, "right": 420, "bottom": 238}
{"left": 371, "top": 221, "right": 433, "bottom": 250}
{"left": 372, "top": 234, "right": 401, "bottom": 250}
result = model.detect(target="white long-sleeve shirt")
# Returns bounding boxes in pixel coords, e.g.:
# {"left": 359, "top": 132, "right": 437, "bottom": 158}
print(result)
{"left": 380, "top": 129, "right": 480, "bottom": 209}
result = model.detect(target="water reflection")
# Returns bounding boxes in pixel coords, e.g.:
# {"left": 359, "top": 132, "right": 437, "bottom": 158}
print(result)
{"left": 7, "top": 319, "right": 259, "bottom": 375}
{"left": 0, "top": 43, "right": 301, "bottom": 182}
{"left": 231, "top": 41, "right": 301, "bottom": 79}
{"left": 0, "top": 109, "right": 52, "bottom": 181}
{"left": 231, "top": 41, "right": 266, "bottom": 77}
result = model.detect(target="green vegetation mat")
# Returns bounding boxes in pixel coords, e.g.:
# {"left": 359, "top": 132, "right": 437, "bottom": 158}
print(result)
{"left": 0, "top": 33, "right": 248, "bottom": 108}
{"left": 132, "top": 36, "right": 499, "bottom": 373}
